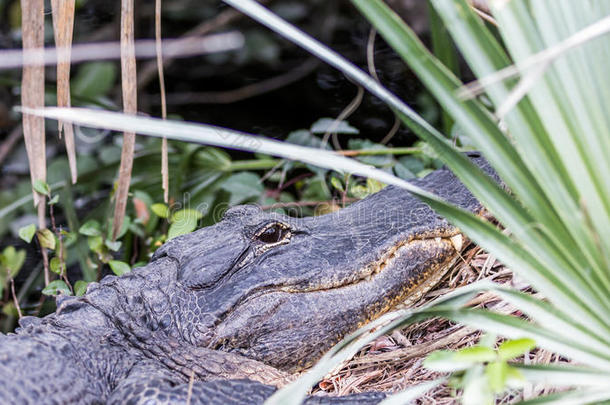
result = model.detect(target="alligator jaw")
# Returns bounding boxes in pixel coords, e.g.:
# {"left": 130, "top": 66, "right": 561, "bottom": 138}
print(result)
{"left": 260, "top": 231, "right": 464, "bottom": 295}
{"left": 207, "top": 232, "right": 465, "bottom": 371}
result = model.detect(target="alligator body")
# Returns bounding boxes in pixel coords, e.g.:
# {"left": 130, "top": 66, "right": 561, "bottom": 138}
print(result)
{"left": 0, "top": 155, "right": 495, "bottom": 404}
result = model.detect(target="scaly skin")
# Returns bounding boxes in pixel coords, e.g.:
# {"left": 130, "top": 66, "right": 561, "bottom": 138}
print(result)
{"left": 0, "top": 154, "right": 496, "bottom": 404}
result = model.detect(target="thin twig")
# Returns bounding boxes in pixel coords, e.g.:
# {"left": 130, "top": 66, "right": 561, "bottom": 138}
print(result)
{"left": 8, "top": 268, "right": 22, "bottom": 319}
{"left": 0, "top": 124, "right": 22, "bottom": 165}
{"left": 322, "top": 85, "right": 364, "bottom": 149}
{"left": 469, "top": 3, "right": 497, "bottom": 26}
{"left": 49, "top": 203, "right": 72, "bottom": 292}
{"left": 380, "top": 116, "right": 401, "bottom": 145}
{"left": 155, "top": 0, "right": 169, "bottom": 203}
{"left": 366, "top": 27, "right": 400, "bottom": 145}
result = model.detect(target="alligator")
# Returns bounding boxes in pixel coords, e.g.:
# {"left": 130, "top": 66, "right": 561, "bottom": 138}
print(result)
{"left": 0, "top": 154, "right": 495, "bottom": 404}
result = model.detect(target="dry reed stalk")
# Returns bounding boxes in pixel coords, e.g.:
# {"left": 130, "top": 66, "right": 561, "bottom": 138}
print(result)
{"left": 21, "top": 0, "right": 49, "bottom": 284}
{"left": 51, "top": 0, "right": 77, "bottom": 184}
{"left": 113, "top": 0, "right": 138, "bottom": 241}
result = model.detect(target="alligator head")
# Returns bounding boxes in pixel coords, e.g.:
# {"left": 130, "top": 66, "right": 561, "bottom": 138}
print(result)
{"left": 132, "top": 155, "right": 494, "bottom": 372}
{"left": 55, "top": 155, "right": 493, "bottom": 376}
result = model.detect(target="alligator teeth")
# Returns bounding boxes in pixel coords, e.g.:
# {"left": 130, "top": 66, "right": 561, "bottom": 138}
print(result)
{"left": 434, "top": 237, "right": 441, "bottom": 243}
{"left": 450, "top": 234, "right": 463, "bottom": 252}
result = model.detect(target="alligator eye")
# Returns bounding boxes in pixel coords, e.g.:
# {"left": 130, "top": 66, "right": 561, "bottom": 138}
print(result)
{"left": 255, "top": 223, "right": 289, "bottom": 244}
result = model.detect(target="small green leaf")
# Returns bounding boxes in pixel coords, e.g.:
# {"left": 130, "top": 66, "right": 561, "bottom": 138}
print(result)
{"left": 349, "top": 184, "right": 369, "bottom": 199}
{"left": 79, "top": 220, "right": 102, "bottom": 237}
{"left": 72, "top": 62, "right": 117, "bottom": 99}
{"left": 170, "top": 208, "right": 203, "bottom": 223}
{"left": 462, "top": 365, "right": 493, "bottom": 405}
{"left": 48, "top": 194, "right": 59, "bottom": 205}
{"left": 87, "top": 235, "right": 104, "bottom": 253}
{"left": 310, "top": 118, "right": 359, "bottom": 134}
{"left": 505, "top": 365, "right": 525, "bottom": 388}
{"left": 365, "top": 178, "right": 385, "bottom": 194}
{"left": 2, "top": 302, "right": 18, "bottom": 317}
{"left": 485, "top": 361, "right": 508, "bottom": 393}
{"left": 74, "top": 280, "right": 89, "bottom": 296}
{"left": 18, "top": 224, "right": 36, "bottom": 243}
{"left": 36, "top": 229, "right": 56, "bottom": 250}
{"left": 220, "top": 172, "right": 264, "bottom": 205}
{"left": 61, "top": 230, "right": 77, "bottom": 247}
{"left": 105, "top": 239, "right": 122, "bottom": 252}
{"left": 108, "top": 260, "right": 131, "bottom": 276}
{"left": 151, "top": 203, "right": 170, "bottom": 218}
{"left": 33, "top": 179, "right": 50, "bottom": 196}
{"left": 498, "top": 338, "right": 536, "bottom": 361}
{"left": 42, "top": 280, "right": 72, "bottom": 296}
{"left": 454, "top": 346, "right": 497, "bottom": 363}
{"left": 194, "top": 147, "right": 232, "bottom": 169}
{"left": 49, "top": 257, "right": 65, "bottom": 275}
{"left": 0, "top": 246, "right": 26, "bottom": 277}
{"left": 330, "top": 177, "right": 344, "bottom": 192}
{"left": 167, "top": 218, "right": 198, "bottom": 240}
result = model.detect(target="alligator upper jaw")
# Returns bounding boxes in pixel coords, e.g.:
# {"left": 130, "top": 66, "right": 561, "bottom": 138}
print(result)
{"left": 273, "top": 231, "right": 463, "bottom": 294}
{"left": 213, "top": 231, "right": 464, "bottom": 327}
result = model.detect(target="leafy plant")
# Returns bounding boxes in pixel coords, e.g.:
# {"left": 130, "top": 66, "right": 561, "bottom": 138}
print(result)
{"left": 0, "top": 246, "right": 26, "bottom": 297}
{"left": 425, "top": 336, "right": 536, "bottom": 404}
{"left": 218, "top": 0, "right": 609, "bottom": 402}
{"left": 12, "top": 0, "right": 610, "bottom": 403}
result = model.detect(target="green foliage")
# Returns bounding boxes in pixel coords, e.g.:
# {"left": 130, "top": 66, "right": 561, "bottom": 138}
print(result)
{"left": 208, "top": 0, "right": 610, "bottom": 403}
{"left": 151, "top": 203, "right": 170, "bottom": 219}
{"left": 49, "top": 257, "right": 66, "bottom": 276}
{"left": 349, "top": 178, "right": 386, "bottom": 199}
{"left": 425, "top": 337, "right": 535, "bottom": 403}
{"left": 42, "top": 280, "right": 72, "bottom": 296}
{"left": 0, "top": 246, "right": 26, "bottom": 296}
{"left": 108, "top": 260, "right": 131, "bottom": 276}
{"left": 33, "top": 179, "right": 50, "bottom": 196}
{"left": 167, "top": 209, "right": 204, "bottom": 240}
{"left": 36, "top": 229, "right": 56, "bottom": 250}
{"left": 73, "top": 280, "right": 89, "bottom": 296}
{"left": 79, "top": 220, "right": 102, "bottom": 237}
{"left": 310, "top": 118, "right": 359, "bottom": 135}
{"left": 18, "top": 224, "right": 36, "bottom": 243}
{"left": 72, "top": 62, "right": 117, "bottom": 100}
{"left": 6, "top": 1, "right": 608, "bottom": 403}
